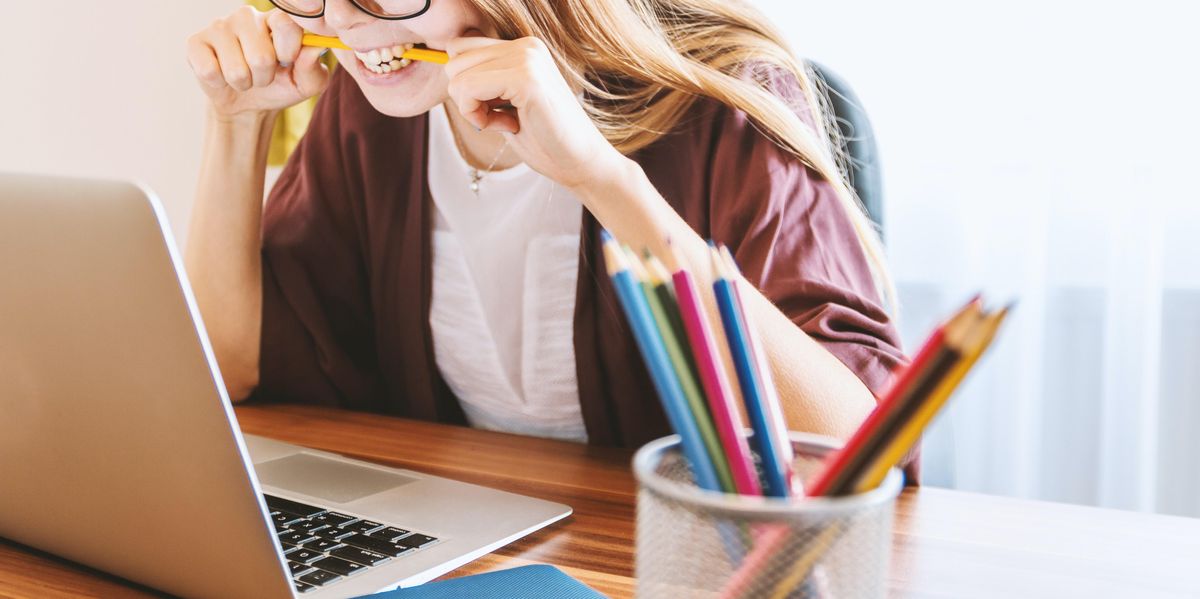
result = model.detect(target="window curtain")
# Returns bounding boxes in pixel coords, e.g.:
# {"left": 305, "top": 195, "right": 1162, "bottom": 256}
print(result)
{"left": 760, "top": 0, "right": 1200, "bottom": 516}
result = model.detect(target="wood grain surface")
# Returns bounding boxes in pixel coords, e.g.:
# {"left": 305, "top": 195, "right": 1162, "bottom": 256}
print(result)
{"left": 2, "top": 404, "right": 1199, "bottom": 598}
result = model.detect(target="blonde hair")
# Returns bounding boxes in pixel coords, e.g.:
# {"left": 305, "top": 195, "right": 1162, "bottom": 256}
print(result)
{"left": 470, "top": 0, "right": 895, "bottom": 307}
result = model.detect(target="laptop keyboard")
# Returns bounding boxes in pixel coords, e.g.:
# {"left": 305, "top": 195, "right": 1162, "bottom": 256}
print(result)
{"left": 263, "top": 494, "right": 440, "bottom": 594}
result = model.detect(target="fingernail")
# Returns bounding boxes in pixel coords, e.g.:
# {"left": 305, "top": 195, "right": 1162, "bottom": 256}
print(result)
{"left": 279, "top": 61, "right": 292, "bottom": 68}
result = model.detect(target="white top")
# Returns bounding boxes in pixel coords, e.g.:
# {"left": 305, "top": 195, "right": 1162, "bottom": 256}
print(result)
{"left": 425, "top": 104, "right": 587, "bottom": 442}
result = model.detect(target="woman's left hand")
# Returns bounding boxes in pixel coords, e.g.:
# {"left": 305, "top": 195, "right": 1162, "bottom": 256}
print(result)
{"left": 444, "top": 35, "right": 627, "bottom": 192}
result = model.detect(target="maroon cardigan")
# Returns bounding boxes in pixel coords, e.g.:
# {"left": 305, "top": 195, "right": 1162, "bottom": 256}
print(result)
{"left": 252, "top": 68, "right": 911, "bottom": 474}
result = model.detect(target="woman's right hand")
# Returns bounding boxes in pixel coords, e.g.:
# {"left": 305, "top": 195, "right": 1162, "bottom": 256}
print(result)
{"left": 186, "top": 6, "right": 331, "bottom": 119}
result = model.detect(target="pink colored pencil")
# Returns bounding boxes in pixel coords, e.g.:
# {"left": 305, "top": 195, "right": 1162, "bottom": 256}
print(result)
{"left": 669, "top": 261, "right": 762, "bottom": 496}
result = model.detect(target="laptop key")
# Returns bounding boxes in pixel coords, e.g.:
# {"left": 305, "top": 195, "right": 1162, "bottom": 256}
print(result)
{"left": 343, "top": 520, "right": 385, "bottom": 535}
{"left": 297, "top": 569, "right": 342, "bottom": 587}
{"left": 366, "top": 526, "right": 409, "bottom": 542}
{"left": 312, "top": 556, "right": 367, "bottom": 577}
{"left": 278, "top": 531, "right": 316, "bottom": 546}
{"left": 264, "top": 494, "right": 327, "bottom": 518}
{"left": 341, "top": 534, "right": 411, "bottom": 557}
{"left": 315, "top": 527, "right": 356, "bottom": 541}
{"left": 287, "top": 561, "right": 314, "bottom": 576}
{"left": 313, "top": 512, "right": 358, "bottom": 528}
{"left": 272, "top": 512, "right": 304, "bottom": 527}
{"left": 295, "top": 581, "right": 317, "bottom": 593}
{"left": 304, "top": 538, "right": 342, "bottom": 552}
{"left": 329, "top": 546, "right": 391, "bottom": 566}
{"left": 288, "top": 548, "right": 324, "bottom": 565}
{"left": 396, "top": 533, "right": 438, "bottom": 548}
{"left": 291, "top": 520, "right": 329, "bottom": 533}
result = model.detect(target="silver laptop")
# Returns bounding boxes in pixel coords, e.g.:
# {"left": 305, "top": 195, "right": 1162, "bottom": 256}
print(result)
{"left": 0, "top": 173, "right": 572, "bottom": 598}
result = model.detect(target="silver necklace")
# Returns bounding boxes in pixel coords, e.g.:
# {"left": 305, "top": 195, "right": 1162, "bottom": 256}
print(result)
{"left": 447, "top": 120, "right": 511, "bottom": 197}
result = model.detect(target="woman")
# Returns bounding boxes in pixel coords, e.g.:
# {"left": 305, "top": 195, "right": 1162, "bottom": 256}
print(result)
{"left": 184, "top": 0, "right": 906, "bottom": 450}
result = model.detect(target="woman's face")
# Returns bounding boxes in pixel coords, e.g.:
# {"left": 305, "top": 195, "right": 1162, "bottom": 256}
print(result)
{"left": 292, "top": 0, "right": 493, "bottom": 117}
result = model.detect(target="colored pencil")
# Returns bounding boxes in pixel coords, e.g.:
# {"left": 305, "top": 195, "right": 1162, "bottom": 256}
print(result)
{"left": 719, "top": 246, "right": 798, "bottom": 493}
{"left": 757, "top": 304, "right": 1007, "bottom": 598}
{"left": 711, "top": 245, "right": 792, "bottom": 497}
{"left": 662, "top": 245, "right": 762, "bottom": 496}
{"left": 301, "top": 33, "right": 449, "bottom": 64}
{"left": 852, "top": 305, "right": 1010, "bottom": 492}
{"left": 600, "top": 234, "right": 721, "bottom": 491}
{"left": 805, "top": 297, "right": 981, "bottom": 497}
{"left": 632, "top": 249, "right": 736, "bottom": 493}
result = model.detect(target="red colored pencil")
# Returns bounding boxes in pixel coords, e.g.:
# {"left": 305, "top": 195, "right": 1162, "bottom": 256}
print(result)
{"left": 806, "top": 297, "right": 981, "bottom": 496}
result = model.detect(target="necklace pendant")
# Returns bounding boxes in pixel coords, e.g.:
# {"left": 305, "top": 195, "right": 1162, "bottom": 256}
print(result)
{"left": 468, "top": 168, "right": 482, "bottom": 196}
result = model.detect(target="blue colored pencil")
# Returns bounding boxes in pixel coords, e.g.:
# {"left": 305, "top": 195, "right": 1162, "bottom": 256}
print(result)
{"left": 601, "top": 232, "right": 721, "bottom": 492}
{"left": 710, "top": 244, "right": 792, "bottom": 497}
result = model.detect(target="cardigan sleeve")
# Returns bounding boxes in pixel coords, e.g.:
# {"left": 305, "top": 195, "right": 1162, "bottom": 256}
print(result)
{"left": 705, "top": 92, "right": 907, "bottom": 397}
{"left": 248, "top": 72, "right": 383, "bottom": 407}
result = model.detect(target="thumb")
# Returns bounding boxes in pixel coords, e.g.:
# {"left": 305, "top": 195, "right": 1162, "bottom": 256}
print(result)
{"left": 293, "top": 46, "right": 331, "bottom": 98}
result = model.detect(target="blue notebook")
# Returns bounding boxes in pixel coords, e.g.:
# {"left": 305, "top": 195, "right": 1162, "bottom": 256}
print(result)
{"left": 360, "top": 565, "right": 607, "bottom": 599}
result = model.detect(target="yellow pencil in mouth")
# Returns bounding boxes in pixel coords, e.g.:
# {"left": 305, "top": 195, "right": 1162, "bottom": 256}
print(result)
{"left": 301, "top": 33, "right": 449, "bottom": 65}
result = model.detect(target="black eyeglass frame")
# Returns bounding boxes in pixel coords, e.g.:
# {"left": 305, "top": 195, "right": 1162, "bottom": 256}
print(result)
{"left": 268, "top": 0, "right": 432, "bottom": 21}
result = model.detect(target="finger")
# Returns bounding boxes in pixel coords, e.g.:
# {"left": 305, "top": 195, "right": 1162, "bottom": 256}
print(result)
{"left": 232, "top": 12, "right": 278, "bottom": 87}
{"left": 266, "top": 9, "right": 302, "bottom": 67}
{"left": 448, "top": 67, "right": 524, "bottom": 130}
{"left": 209, "top": 28, "right": 254, "bottom": 92}
{"left": 292, "top": 46, "right": 332, "bottom": 98}
{"left": 444, "top": 44, "right": 527, "bottom": 81}
{"left": 445, "top": 35, "right": 504, "bottom": 60}
{"left": 186, "top": 35, "right": 228, "bottom": 91}
{"left": 482, "top": 108, "right": 520, "bottom": 135}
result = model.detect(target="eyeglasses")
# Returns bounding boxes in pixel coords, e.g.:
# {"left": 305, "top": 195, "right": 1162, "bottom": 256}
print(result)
{"left": 269, "top": 0, "right": 432, "bottom": 20}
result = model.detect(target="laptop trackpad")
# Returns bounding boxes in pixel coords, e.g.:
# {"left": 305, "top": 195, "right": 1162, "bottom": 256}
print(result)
{"left": 255, "top": 453, "right": 416, "bottom": 504}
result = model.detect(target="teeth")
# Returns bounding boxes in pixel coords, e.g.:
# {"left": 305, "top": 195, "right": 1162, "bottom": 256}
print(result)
{"left": 355, "top": 44, "right": 419, "bottom": 74}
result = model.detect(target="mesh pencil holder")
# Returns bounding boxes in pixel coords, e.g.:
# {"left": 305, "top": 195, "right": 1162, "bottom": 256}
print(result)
{"left": 633, "top": 432, "right": 902, "bottom": 599}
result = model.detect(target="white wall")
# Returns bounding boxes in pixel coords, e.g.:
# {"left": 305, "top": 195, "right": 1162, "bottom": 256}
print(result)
{"left": 0, "top": 1, "right": 240, "bottom": 242}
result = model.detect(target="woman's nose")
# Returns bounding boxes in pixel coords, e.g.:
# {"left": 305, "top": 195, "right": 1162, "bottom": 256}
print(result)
{"left": 322, "top": 0, "right": 369, "bottom": 30}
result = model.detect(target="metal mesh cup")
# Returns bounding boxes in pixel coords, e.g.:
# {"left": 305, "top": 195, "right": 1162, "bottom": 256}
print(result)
{"left": 633, "top": 432, "right": 902, "bottom": 599}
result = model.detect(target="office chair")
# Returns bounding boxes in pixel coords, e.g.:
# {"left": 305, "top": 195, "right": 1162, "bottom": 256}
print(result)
{"left": 808, "top": 62, "right": 884, "bottom": 237}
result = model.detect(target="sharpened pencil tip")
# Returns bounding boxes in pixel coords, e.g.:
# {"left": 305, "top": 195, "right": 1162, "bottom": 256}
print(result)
{"left": 601, "top": 237, "right": 627, "bottom": 276}
{"left": 718, "top": 244, "right": 742, "bottom": 276}
{"left": 709, "top": 245, "right": 725, "bottom": 280}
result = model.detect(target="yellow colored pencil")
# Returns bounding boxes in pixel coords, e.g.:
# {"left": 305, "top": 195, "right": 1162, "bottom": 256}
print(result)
{"left": 852, "top": 306, "right": 1010, "bottom": 492}
{"left": 301, "top": 33, "right": 449, "bottom": 64}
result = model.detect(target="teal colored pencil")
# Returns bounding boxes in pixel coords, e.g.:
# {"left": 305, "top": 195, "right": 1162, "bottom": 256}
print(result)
{"left": 711, "top": 244, "right": 793, "bottom": 497}
{"left": 625, "top": 246, "right": 735, "bottom": 493}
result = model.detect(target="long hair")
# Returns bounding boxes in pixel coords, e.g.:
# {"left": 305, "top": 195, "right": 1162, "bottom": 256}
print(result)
{"left": 469, "top": 0, "right": 896, "bottom": 307}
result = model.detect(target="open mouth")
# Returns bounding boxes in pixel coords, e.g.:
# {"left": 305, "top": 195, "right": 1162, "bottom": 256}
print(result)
{"left": 353, "top": 43, "right": 429, "bottom": 74}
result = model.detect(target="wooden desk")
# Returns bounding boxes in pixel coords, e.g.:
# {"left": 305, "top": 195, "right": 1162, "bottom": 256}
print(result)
{"left": 3, "top": 404, "right": 1200, "bottom": 598}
